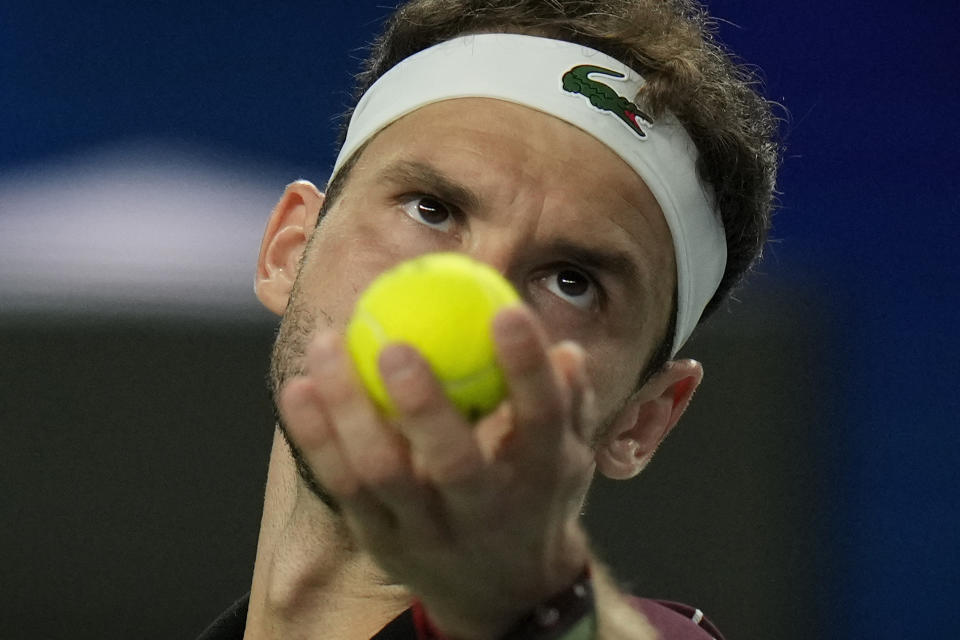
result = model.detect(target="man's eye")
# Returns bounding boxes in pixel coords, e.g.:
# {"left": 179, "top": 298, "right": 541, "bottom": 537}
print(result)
{"left": 400, "top": 195, "right": 454, "bottom": 231}
{"left": 544, "top": 268, "right": 598, "bottom": 310}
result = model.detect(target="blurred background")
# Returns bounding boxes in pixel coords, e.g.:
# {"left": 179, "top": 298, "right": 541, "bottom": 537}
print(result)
{"left": 1, "top": 2, "right": 957, "bottom": 638}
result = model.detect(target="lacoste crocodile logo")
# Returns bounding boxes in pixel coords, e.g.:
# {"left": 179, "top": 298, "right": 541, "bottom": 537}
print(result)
{"left": 562, "top": 64, "right": 654, "bottom": 139}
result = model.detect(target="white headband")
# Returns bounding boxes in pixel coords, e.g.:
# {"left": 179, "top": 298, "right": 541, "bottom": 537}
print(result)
{"left": 332, "top": 34, "right": 726, "bottom": 354}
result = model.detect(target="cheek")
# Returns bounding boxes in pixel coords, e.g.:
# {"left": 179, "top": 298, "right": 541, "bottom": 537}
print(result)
{"left": 294, "top": 229, "right": 380, "bottom": 326}
{"left": 525, "top": 300, "right": 652, "bottom": 410}
{"left": 584, "top": 302, "right": 664, "bottom": 405}
{"left": 293, "top": 210, "right": 434, "bottom": 330}
{"left": 586, "top": 342, "right": 646, "bottom": 412}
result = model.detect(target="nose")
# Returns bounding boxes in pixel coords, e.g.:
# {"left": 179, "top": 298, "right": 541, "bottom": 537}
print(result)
{"left": 458, "top": 203, "right": 543, "bottom": 297}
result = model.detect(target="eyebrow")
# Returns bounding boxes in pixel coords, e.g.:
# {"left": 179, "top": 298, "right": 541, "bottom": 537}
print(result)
{"left": 377, "top": 159, "right": 481, "bottom": 212}
{"left": 378, "top": 158, "right": 650, "bottom": 295}
{"left": 543, "top": 239, "right": 647, "bottom": 295}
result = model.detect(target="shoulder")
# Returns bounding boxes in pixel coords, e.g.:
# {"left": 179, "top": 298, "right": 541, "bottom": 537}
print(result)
{"left": 627, "top": 597, "right": 726, "bottom": 640}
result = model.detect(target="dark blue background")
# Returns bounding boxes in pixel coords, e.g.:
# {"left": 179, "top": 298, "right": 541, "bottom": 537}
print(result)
{"left": 3, "top": 2, "right": 957, "bottom": 636}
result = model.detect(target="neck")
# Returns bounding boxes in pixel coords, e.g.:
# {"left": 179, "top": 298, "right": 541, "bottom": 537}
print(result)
{"left": 243, "top": 429, "right": 411, "bottom": 640}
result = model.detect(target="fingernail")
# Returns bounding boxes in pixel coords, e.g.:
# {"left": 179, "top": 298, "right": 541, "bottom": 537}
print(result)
{"left": 379, "top": 343, "right": 417, "bottom": 380}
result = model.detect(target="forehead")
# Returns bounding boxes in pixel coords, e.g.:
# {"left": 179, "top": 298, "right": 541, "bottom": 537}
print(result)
{"left": 347, "top": 98, "right": 676, "bottom": 298}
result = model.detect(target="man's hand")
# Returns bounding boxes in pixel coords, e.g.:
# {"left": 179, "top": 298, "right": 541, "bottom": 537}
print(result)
{"left": 278, "top": 305, "right": 600, "bottom": 639}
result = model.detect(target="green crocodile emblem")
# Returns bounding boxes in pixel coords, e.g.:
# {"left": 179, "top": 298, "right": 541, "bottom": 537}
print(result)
{"left": 562, "top": 64, "right": 653, "bottom": 138}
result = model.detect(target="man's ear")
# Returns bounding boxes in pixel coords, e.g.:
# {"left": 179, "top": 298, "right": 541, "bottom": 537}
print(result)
{"left": 595, "top": 359, "right": 703, "bottom": 480}
{"left": 255, "top": 180, "right": 324, "bottom": 315}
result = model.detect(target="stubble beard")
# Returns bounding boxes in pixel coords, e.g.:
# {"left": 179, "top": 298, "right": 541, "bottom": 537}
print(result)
{"left": 268, "top": 280, "right": 343, "bottom": 513}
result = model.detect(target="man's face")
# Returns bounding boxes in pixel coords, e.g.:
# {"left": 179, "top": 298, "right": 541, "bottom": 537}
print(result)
{"left": 273, "top": 98, "right": 675, "bottom": 454}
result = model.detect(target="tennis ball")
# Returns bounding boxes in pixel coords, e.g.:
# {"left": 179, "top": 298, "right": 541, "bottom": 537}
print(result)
{"left": 346, "top": 252, "right": 521, "bottom": 420}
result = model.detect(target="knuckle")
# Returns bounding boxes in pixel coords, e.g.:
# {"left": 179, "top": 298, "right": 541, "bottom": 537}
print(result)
{"left": 427, "top": 447, "right": 482, "bottom": 485}
{"left": 317, "top": 466, "right": 360, "bottom": 498}
{"left": 356, "top": 450, "right": 407, "bottom": 488}
{"left": 393, "top": 374, "right": 443, "bottom": 417}
{"left": 318, "top": 376, "right": 358, "bottom": 406}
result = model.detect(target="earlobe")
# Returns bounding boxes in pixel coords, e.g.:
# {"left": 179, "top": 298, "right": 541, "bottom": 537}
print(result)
{"left": 595, "top": 359, "right": 703, "bottom": 480}
{"left": 255, "top": 180, "right": 324, "bottom": 315}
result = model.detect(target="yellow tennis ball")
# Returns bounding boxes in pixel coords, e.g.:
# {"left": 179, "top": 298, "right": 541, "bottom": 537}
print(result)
{"left": 346, "top": 252, "right": 521, "bottom": 420}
